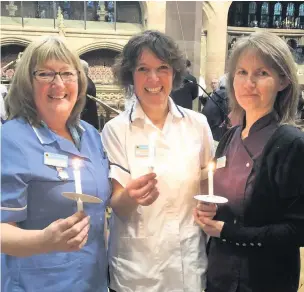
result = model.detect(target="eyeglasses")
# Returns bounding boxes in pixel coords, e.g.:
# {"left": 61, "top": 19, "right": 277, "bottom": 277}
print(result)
{"left": 33, "top": 70, "right": 79, "bottom": 83}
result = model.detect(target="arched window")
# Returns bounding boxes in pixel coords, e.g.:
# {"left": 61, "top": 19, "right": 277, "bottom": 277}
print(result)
{"left": 248, "top": 2, "right": 257, "bottom": 27}
{"left": 86, "top": 1, "right": 99, "bottom": 21}
{"left": 300, "top": 3, "right": 304, "bottom": 16}
{"left": 116, "top": 2, "right": 142, "bottom": 24}
{"left": 260, "top": 2, "right": 269, "bottom": 27}
{"left": 286, "top": 2, "right": 295, "bottom": 16}
{"left": 234, "top": 2, "right": 243, "bottom": 26}
{"left": 1, "top": 1, "right": 21, "bottom": 17}
{"left": 36, "top": 2, "right": 54, "bottom": 19}
{"left": 285, "top": 2, "right": 295, "bottom": 28}
{"left": 274, "top": 2, "right": 282, "bottom": 15}
{"left": 80, "top": 49, "right": 119, "bottom": 84}
{"left": 21, "top": 1, "right": 55, "bottom": 24}
{"left": 298, "top": 3, "right": 304, "bottom": 28}
{"left": 85, "top": 1, "right": 141, "bottom": 24}
{"left": 54, "top": 1, "right": 84, "bottom": 21}
{"left": 105, "top": 1, "right": 115, "bottom": 23}
{"left": 273, "top": 2, "right": 282, "bottom": 28}
{"left": 228, "top": 1, "right": 303, "bottom": 29}
{"left": 249, "top": 2, "right": 257, "bottom": 14}
{"left": 1, "top": 45, "right": 26, "bottom": 81}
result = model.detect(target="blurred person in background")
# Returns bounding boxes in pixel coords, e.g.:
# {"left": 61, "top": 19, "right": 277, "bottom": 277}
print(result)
{"left": 171, "top": 59, "right": 199, "bottom": 110}
{"left": 80, "top": 59, "right": 99, "bottom": 130}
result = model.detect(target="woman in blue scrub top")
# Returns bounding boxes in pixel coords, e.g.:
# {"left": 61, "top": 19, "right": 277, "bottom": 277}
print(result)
{"left": 1, "top": 36, "right": 111, "bottom": 292}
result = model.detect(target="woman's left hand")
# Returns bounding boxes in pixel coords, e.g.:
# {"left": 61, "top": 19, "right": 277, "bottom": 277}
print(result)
{"left": 193, "top": 208, "right": 224, "bottom": 238}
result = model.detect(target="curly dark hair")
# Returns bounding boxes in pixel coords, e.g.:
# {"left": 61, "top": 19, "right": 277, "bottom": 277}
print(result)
{"left": 112, "top": 30, "right": 187, "bottom": 94}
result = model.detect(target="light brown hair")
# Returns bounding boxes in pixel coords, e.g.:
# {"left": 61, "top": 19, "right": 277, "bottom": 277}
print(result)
{"left": 6, "top": 35, "right": 87, "bottom": 127}
{"left": 227, "top": 31, "right": 299, "bottom": 125}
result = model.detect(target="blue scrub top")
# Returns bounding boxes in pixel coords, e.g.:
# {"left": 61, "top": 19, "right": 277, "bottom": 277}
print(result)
{"left": 1, "top": 118, "right": 111, "bottom": 292}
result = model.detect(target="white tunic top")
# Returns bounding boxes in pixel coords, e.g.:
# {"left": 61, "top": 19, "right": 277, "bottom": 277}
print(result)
{"left": 101, "top": 97, "right": 214, "bottom": 292}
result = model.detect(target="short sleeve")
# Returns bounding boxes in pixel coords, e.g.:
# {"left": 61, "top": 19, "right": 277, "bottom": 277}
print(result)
{"left": 1, "top": 136, "right": 31, "bottom": 222}
{"left": 101, "top": 121, "right": 131, "bottom": 188}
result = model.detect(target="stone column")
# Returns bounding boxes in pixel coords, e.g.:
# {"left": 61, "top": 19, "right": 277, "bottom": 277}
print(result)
{"left": 165, "top": 1, "right": 202, "bottom": 78}
{"left": 203, "top": 1, "right": 231, "bottom": 91}
{"left": 146, "top": 1, "right": 167, "bottom": 32}
{"left": 165, "top": 1, "right": 203, "bottom": 110}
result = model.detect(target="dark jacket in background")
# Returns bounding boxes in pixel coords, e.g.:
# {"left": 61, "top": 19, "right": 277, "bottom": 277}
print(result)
{"left": 297, "top": 96, "right": 304, "bottom": 120}
{"left": 202, "top": 86, "right": 228, "bottom": 141}
{"left": 82, "top": 77, "right": 99, "bottom": 130}
{"left": 170, "top": 73, "right": 198, "bottom": 110}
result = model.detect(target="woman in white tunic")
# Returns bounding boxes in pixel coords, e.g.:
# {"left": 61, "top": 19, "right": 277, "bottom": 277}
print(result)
{"left": 101, "top": 30, "right": 214, "bottom": 292}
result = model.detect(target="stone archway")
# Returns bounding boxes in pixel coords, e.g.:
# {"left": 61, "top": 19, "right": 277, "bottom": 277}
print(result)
{"left": 79, "top": 48, "right": 124, "bottom": 109}
{"left": 79, "top": 48, "right": 119, "bottom": 85}
{"left": 200, "top": 2, "right": 232, "bottom": 91}
{"left": 0, "top": 37, "right": 30, "bottom": 47}
{"left": 77, "top": 42, "right": 123, "bottom": 56}
{"left": 1, "top": 41, "right": 28, "bottom": 80}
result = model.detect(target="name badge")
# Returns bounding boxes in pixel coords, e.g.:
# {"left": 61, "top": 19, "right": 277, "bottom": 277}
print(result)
{"left": 135, "top": 145, "right": 149, "bottom": 157}
{"left": 44, "top": 152, "right": 68, "bottom": 168}
{"left": 216, "top": 156, "right": 226, "bottom": 169}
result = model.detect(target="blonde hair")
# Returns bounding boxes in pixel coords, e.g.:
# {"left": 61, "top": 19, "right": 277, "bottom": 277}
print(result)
{"left": 227, "top": 31, "right": 299, "bottom": 125}
{"left": 5, "top": 35, "right": 87, "bottom": 127}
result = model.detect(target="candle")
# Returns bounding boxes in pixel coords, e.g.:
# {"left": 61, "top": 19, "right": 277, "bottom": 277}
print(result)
{"left": 148, "top": 132, "right": 157, "bottom": 172}
{"left": 77, "top": 197, "right": 83, "bottom": 212}
{"left": 208, "top": 162, "right": 215, "bottom": 196}
{"left": 72, "top": 158, "right": 82, "bottom": 194}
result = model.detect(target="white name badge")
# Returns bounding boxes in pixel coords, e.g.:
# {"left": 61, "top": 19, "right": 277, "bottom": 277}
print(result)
{"left": 216, "top": 156, "right": 226, "bottom": 169}
{"left": 135, "top": 145, "right": 149, "bottom": 157}
{"left": 44, "top": 152, "right": 68, "bottom": 168}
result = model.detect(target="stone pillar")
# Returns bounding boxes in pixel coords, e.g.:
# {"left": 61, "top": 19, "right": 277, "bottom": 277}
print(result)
{"left": 203, "top": 1, "right": 231, "bottom": 91}
{"left": 165, "top": 1, "right": 202, "bottom": 78}
{"left": 165, "top": 1, "right": 203, "bottom": 110}
{"left": 146, "top": 1, "right": 167, "bottom": 32}
{"left": 200, "top": 30, "right": 207, "bottom": 82}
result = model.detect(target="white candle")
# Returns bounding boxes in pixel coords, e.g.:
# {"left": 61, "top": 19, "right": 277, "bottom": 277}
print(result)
{"left": 72, "top": 158, "right": 82, "bottom": 194}
{"left": 208, "top": 162, "right": 215, "bottom": 196}
{"left": 148, "top": 132, "right": 157, "bottom": 172}
{"left": 77, "top": 197, "right": 83, "bottom": 212}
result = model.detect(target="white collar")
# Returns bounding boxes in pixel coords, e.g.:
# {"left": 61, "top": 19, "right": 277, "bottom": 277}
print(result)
{"left": 129, "top": 96, "right": 185, "bottom": 123}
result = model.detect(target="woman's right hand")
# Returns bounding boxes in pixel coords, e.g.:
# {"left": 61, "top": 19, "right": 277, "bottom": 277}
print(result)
{"left": 196, "top": 202, "right": 217, "bottom": 220}
{"left": 42, "top": 212, "right": 90, "bottom": 253}
{"left": 125, "top": 173, "right": 159, "bottom": 206}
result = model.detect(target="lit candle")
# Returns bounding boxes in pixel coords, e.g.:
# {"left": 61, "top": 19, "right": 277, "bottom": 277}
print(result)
{"left": 208, "top": 162, "right": 215, "bottom": 196}
{"left": 72, "top": 158, "right": 82, "bottom": 194}
{"left": 148, "top": 132, "right": 157, "bottom": 172}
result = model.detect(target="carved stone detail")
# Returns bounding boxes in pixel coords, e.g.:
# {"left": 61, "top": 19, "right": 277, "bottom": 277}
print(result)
{"left": 57, "top": 6, "right": 65, "bottom": 35}
{"left": 6, "top": 1, "right": 18, "bottom": 17}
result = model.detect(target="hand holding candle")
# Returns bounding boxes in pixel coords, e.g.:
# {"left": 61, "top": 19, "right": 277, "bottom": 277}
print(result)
{"left": 208, "top": 162, "right": 215, "bottom": 196}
